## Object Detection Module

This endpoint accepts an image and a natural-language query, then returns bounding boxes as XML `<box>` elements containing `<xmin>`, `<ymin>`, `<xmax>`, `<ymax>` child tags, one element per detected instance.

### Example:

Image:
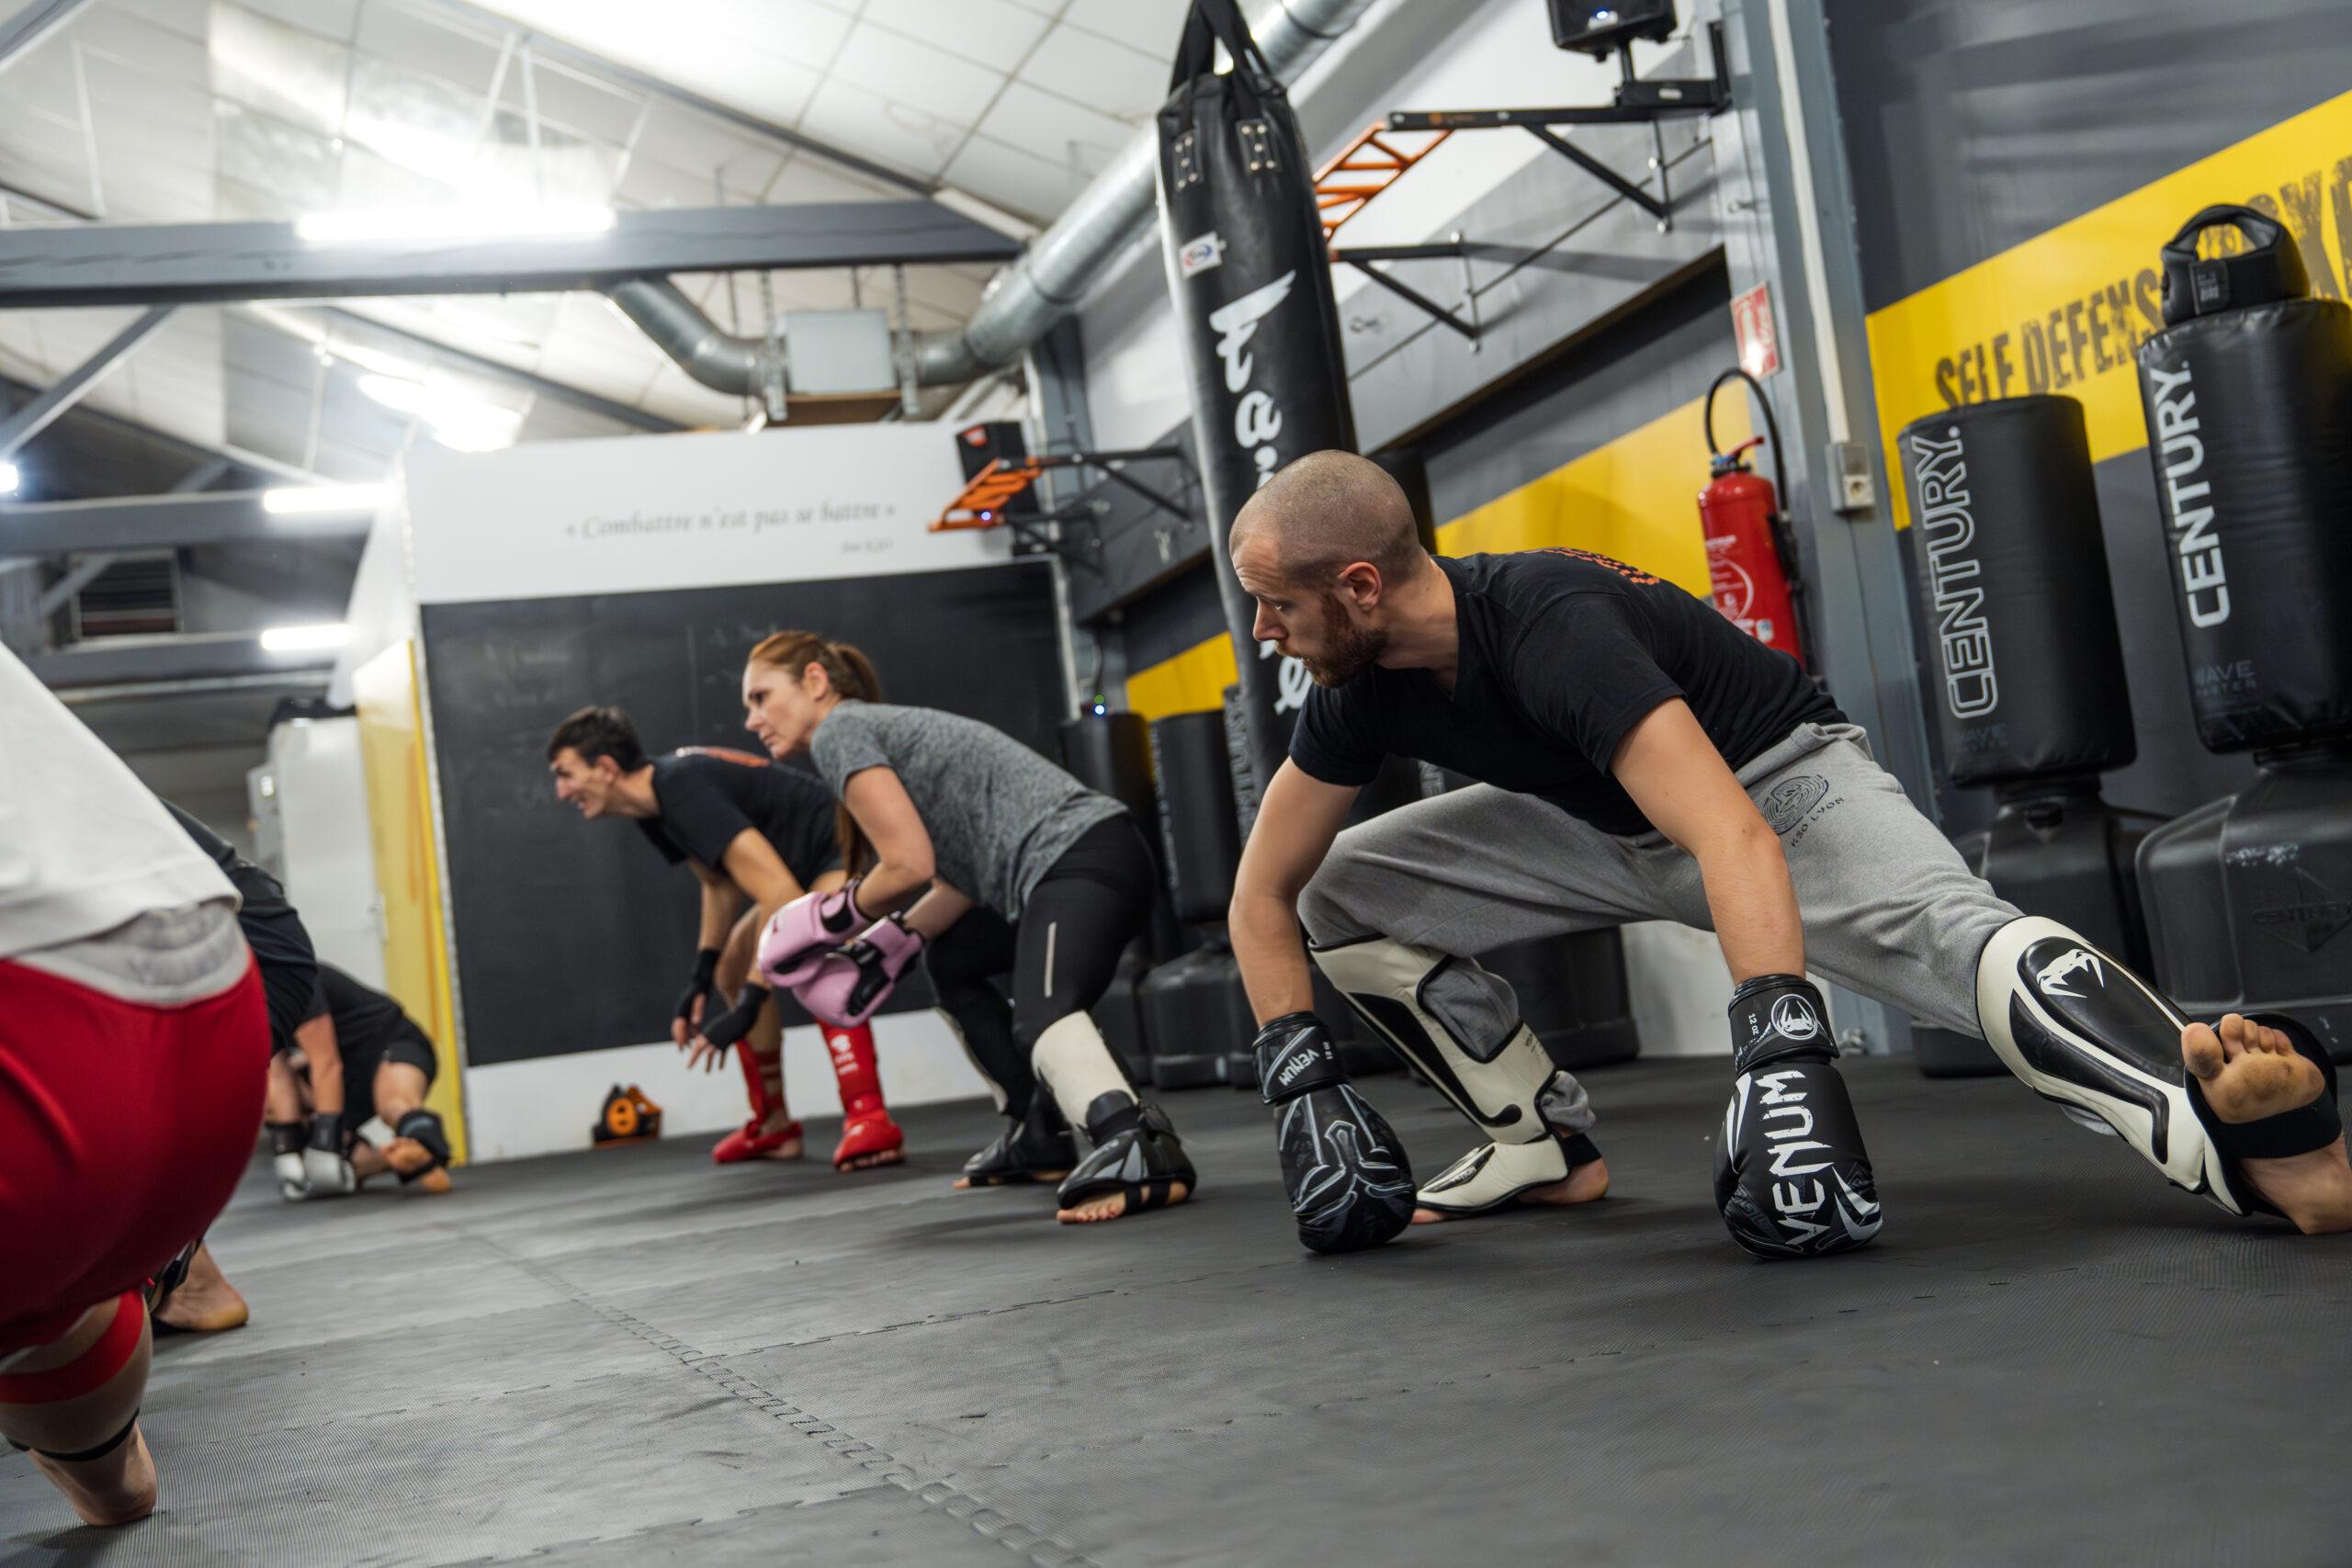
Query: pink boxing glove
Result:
<box><xmin>759</xmin><ymin>884</ymin><xmax>866</xmax><ymax>988</ymax></box>
<box><xmin>793</xmin><ymin>914</ymin><xmax>924</xmax><ymax>1028</ymax></box>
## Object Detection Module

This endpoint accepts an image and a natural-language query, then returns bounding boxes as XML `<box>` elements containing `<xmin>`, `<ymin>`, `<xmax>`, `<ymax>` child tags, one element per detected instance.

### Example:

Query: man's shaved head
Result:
<box><xmin>1231</xmin><ymin>450</ymin><xmax>1422</xmax><ymax>587</ymax></box>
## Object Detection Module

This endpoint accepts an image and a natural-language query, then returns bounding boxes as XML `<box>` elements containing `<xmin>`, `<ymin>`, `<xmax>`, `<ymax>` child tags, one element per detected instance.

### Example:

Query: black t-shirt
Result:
<box><xmin>165</xmin><ymin>801</ymin><xmax>318</xmax><ymax>1047</ymax></box>
<box><xmin>636</xmin><ymin>749</ymin><xmax>841</xmax><ymax>886</ymax></box>
<box><xmin>304</xmin><ymin>963</ymin><xmax>434</xmax><ymax>1070</ymax></box>
<box><xmin>1289</xmin><ymin>550</ymin><xmax>1844</xmax><ymax>836</ymax></box>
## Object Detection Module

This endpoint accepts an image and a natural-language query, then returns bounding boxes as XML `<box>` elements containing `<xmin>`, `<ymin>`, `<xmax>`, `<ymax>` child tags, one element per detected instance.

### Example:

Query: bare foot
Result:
<box><xmin>349</xmin><ymin>1137</ymin><xmax>389</xmax><ymax>1181</ymax></box>
<box><xmin>2239</xmin><ymin>1137</ymin><xmax>2352</xmax><ymax>1235</ymax></box>
<box><xmin>1410</xmin><ymin>1154</ymin><xmax>1611</xmax><ymax>1225</ymax></box>
<box><xmin>836</xmin><ymin>1149</ymin><xmax>905</xmax><ymax>1172</ymax></box>
<box><xmin>1056</xmin><ymin>1180</ymin><xmax>1191</xmax><ymax>1224</ymax></box>
<box><xmin>152</xmin><ymin>1244</ymin><xmax>246</xmax><ymax>1334</ymax></box>
<box><xmin>28</xmin><ymin>1426</ymin><xmax>156</xmax><ymax>1528</ymax></box>
<box><xmin>381</xmin><ymin>1138</ymin><xmax>453</xmax><ymax>1194</ymax></box>
<box><xmin>2182</xmin><ymin>1014</ymin><xmax>2326</xmax><ymax>1122</ymax></box>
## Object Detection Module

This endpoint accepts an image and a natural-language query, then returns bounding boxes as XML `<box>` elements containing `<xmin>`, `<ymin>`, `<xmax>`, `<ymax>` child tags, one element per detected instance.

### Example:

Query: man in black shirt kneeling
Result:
<box><xmin>1227</xmin><ymin>450</ymin><xmax>2350</xmax><ymax>1258</ymax></box>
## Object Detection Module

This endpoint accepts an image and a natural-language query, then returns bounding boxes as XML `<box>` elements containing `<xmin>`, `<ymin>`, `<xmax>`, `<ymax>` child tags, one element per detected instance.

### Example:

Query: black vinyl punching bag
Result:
<box><xmin>1158</xmin><ymin>0</ymin><xmax>1357</xmax><ymax>799</ymax></box>
<box><xmin>2135</xmin><ymin>205</ymin><xmax>2352</xmax><ymax>751</ymax></box>
<box><xmin>1897</xmin><ymin>395</ymin><xmax>2136</xmax><ymax>784</ymax></box>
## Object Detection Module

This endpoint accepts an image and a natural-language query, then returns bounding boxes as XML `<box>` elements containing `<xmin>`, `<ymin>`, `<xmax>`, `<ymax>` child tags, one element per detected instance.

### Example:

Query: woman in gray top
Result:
<box><xmin>742</xmin><ymin>629</ymin><xmax>1193</xmax><ymax>1225</ymax></box>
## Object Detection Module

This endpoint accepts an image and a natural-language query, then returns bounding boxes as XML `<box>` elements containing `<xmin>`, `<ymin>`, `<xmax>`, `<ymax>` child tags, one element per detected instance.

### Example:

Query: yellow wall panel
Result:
<box><xmin>352</xmin><ymin>640</ymin><xmax>468</xmax><ymax>1163</ymax></box>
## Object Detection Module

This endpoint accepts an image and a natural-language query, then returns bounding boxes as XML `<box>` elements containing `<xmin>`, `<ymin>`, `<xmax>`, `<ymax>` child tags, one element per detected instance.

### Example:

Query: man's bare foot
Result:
<box><xmin>2183</xmin><ymin>1017</ymin><xmax>2352</xmax><ymax>1234</ymax></box>
<box><xmin>152</xmin><ymin>1243</ymin><xmax>245</xmax><ymax>1334</ymax></box>
<box><xmin>2183</xmin><ymin>1014</ymin><xmax>2326</xmax><ymax>1122</ymax></box>
<box><xmin>837</xmin><ymin>1148</ymin><xmax>904</xmax><ymax>1172</ymax></box>
<box><xmin>28</xmin><ymin>1426</ymin><xmax>156</xmax><ymax>1528</ymax></box>
<box><xmin>1056</xmin><ymin>1180</ymin><xmax>1191</xmax><ymax>1224</ymax></box>
<box><xmin>1410</xmin><ymin>1154</ymin><xmax>1610</xmax><ymax>1225</ymax></box>
<box><xmin>381</xmin><ymin>1137</ymin><xmax>453</xmax><ymax>1193</ymax></box>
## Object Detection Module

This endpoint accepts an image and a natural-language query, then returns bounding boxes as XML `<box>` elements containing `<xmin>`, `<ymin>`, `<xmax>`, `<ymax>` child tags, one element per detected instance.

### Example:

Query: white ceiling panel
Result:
<box><xmin>829</xmin><ymin>20</ymin><xmax>1005</xmax><ymax>130</ymax></box>
<box><xmin>101</xmin><ymin>0</ymin><xmax>207</xmax><ymax>39</ymax></box>
<box><xmin>1023</xmin><ymin>23</ymin><xmax>1167</xmax><ymax>124</ymax></box>
<box><xmin>208</xmin><ymin>4</ymin><xmax>349</xmax><ymax>135</ymax></box>
<box><xmin>1062</xmin><ymin>0</ymin><xmax>1191</xmax><ymax>58</ymax></box>
<box><xmin>235</xmin><ymin>0</ymin><xmax>359</xmax><ymax>41</ymax></box>
<box><xmin>859</xmin><ymin>0</ymin><xmax>1055</xmax><ymax>76</ymax></box>
<box><xmin>531</xmin><ymin>344</ymin><xmax>661</xmax><ymax>405</ymax></box>
<box><xmin>758</xmin><ymin>152</ymin><xmax>900</xmax><ymax>204</ymax></box>
<box><xmin>797</xmin><ymin>76</ymin><xmax>963</xmax><ymax>180</ymax></box>
<box><xmin>72</xmin><ymin>5</ymin><xmax>210</xmax><ymax>82</ymax></box>
<box><xmin>512</xmin><ymin>55</ymin><xmax>647</xmax><ymax>146</ymax></box>
<box><xmin>976</xmin><ymin>79</ymin><xmax>1130</xmax><ymax>174</ymax></box>
<box><xmin>4</xmin><ymin>54</ymin><xmax>85</xmax><ymax>123</ymax></box>
<box><xmin>354</xmin><ymin>4</ymin><xmax>504</xmax><ymax>94</ymax></box>
<box><xmin>628</xmin><ymin>103</ymin><xmax>786</xmax><ymax>196</ymax></box>
<box><xmin>612</xmin><ymin>151</ymin><xmax>716</xmax><ymax>210</ymax></box>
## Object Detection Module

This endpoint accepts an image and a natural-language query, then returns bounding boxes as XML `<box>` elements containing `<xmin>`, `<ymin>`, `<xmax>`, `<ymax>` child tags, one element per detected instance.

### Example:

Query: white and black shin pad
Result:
<box><xmin>1976</xmin><ymin>916</ymin><xmax>2343</xmax><ymax>1217</ymax></box>
<box><xmin>1309</xmin><ymin>936</ymin><xmax>1594</xmax><ymax>1216</ymax></box>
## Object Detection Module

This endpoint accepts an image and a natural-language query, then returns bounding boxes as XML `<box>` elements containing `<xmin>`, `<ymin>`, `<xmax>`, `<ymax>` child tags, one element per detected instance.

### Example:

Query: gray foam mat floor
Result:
<box><xmin>6</xmin><ymin>1056</ymin><xmax>2349</xmax><ymax>1567</ymax></box>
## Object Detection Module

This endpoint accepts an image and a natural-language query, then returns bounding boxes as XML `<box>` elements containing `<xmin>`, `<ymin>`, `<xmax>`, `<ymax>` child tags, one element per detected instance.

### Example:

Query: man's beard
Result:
<box><xmin>1297</xmin><ymin>592</ymin><xmax>1388</xmax><ymax>687</ymax></box>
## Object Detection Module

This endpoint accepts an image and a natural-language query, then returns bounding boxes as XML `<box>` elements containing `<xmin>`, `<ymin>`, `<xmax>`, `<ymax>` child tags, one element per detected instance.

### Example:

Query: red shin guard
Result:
<box><xmin>825</xmin><ymin>1023</ymin><xmax>902</xmax><ymax>1168</ymax></box>
<box><xmin>712</xmin><ymin>1045</ymin><xmax>797</xmax><ymax>1165</ymax></box>
<box><xmin>0</xmin><ymin>1291</ymin><xmax>143</xmax><ymax>1405</ymax></box>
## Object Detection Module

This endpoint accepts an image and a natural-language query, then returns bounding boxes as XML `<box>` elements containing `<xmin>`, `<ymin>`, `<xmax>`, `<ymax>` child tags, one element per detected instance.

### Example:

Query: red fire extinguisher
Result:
<box><xmin>1698</xmin><ymin>367</ymin><xmax>1807</xmax><ymax>669</ymax></box>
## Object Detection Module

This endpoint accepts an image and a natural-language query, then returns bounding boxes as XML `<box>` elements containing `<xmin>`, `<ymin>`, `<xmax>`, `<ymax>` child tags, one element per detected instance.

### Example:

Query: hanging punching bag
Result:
<box><xmin>2135</xmin><ymin>205</ymin><xmax>2352</xmax><ymax>751</ymax></box>
<box><xmin>1896</xmin><ymin>395</ymin><xmax>2136</xmax><ymax>785</ymax></box>
<box><xmin>1157</xmin><ymin>0</ymin><xmax>1358</xmax><ymax>797</ymax></box>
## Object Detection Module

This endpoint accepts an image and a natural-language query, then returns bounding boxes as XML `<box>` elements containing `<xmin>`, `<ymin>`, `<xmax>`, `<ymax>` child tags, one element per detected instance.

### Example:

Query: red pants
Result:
<box><xmin>0</xmin><ymin>958</ymin><xmax>267</xmax><ymax>1354</ymax></box>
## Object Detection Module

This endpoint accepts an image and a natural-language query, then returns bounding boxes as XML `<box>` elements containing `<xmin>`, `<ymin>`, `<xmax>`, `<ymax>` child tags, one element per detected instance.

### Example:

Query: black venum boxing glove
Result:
<box><xmin>1713</xmin><ymin>975</ymin><xmax>1883</xmax><ymax>1259</ymax></box>
<box><xmin>1254</xmin><ymin>1012</ymin><xmax>1417</xmax><ymax>1255</ymax></box>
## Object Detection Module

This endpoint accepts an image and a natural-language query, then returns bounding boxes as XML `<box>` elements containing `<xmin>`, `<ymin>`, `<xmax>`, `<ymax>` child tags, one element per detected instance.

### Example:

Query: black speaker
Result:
<box><xmin>956</xmin><ymin>421</ymin><xmax>1038</xmax><ymax>519</ymax></box>
<box><xmin>1547</xmin><ymin>0</ymin><xmax>1675</xmax><ymax>57</ymax></box>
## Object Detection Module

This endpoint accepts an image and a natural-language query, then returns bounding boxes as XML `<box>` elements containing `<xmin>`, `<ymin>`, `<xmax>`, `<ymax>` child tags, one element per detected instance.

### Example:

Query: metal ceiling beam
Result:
<box><xmin>0</xmin><ymin>305</ymin><xmax>175</xmax><ymax>460</ymax></box>
<box><xmin>0</xmin><ymin>492</ymin><xmax>373</xmax><ymax>556</ymax></box>
<box><xmin>0</xmin><ymin>202</ymin><xmax>1023</xmax><ymax>310</ymax></box>
<box><xmin>28</xmin><ymin>634</ymin><xmax>335</xmax><ymax>690</ymax></box>
<box><xmin>308</xmin><ymin>306</ymin><xmax>683</xmax><ymax>433</ymax></box>
<box><xmin>413</xmin><ymin>0</ymin><xmax>936</xmax><ymax>200</ymax></box>
<box><xmin>0</xmin><ymin>0</ymin><xmax>91</xmax><ymax>77</ymax></box>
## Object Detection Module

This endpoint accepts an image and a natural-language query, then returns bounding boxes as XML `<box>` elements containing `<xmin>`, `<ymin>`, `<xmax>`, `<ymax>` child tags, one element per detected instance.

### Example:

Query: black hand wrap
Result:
<box><xmin>1253</xmin><ymin>1012</ymin><xmax>1417</xmax><ymax>1256</ymax></box>
<box><xmin>674</xmin><ymin>947</ymin><xmax>722</xmax><ymax>1032</ymax></box>
<box><xmin>308</xmin><ymin>1110</ymin><xmax>345</xmax><ymax>1154</ymax></box>
<box><xmin>695</xmin><ymin>985</ymin><xmax>767</xmax><ymax>1055</ymax></box>
<box><xmin>268</xmin><ymin>1120</ymin><xmax>304</xmax><ymax>1158</ymax></box>
<box><xmin>1713</xmin><ymin>975</ymin><xmax>1883</xmax><ymax>1259</ymax></box>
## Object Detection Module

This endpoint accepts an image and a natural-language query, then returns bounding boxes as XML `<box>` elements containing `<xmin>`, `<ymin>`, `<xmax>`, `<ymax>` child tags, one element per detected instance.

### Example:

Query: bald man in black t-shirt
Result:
<box><xmin>548</xmin><ymin>706</ymin><xmax>904</xmax><ymax>1171</ymax></box>
<box><xmin>1224</xmin><ymin>450</ymin><xmax>2347</xmax><ymax>1258</ymax></box>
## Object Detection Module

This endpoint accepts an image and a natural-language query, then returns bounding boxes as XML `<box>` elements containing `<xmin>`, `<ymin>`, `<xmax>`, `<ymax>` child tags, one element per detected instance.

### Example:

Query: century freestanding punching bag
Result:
<box><xmin>1896</xmin><ymin>395</ymin><xmax>2165</xmax><ymax>1076</ymax></box>
<box><xmin>2134</xmin><ymin>205</ymin><xmax>2352</xmax><ymax>750</ymax></box>
<box><xmin>2132</xmin><ymin>204</ymin><xmax>2352</xmax><ymax>1060</ymax></box>
<box><xmin>1158</xmin><ymin>0</ymin><xmax>1357</xmax><ymax>799</ymax></box>
<box><xmin>1899</xmin><ymin>396</ymin><xmax>2135</xmax><ymax>784</ymax></box>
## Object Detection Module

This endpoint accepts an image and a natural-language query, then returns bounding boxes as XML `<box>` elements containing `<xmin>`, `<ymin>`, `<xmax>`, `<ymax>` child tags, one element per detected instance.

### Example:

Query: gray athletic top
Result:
<box><xmin>809</xmin><ymin>700</ymin><xmax>1125</xmax><ymax>916</ymax></box>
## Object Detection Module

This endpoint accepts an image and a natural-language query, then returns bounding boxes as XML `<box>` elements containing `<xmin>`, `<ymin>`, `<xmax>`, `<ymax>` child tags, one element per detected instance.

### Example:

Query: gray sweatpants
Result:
<box><xmin>1299</xmin><ymin>723</ymin><xmax>2020</xmax><ymax>1123</ymax></box>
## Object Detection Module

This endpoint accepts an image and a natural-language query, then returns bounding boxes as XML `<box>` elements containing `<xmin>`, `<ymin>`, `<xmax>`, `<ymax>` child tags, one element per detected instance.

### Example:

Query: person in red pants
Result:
<box><xmin>548</xmin><ymin>705</ymin><xmax>901</xmax><ymax>1170</ymax></box>
<box><xmin>1</xmin><ymin>644</ymin><xmax>270</xmax><ymax>1527</ymax></box>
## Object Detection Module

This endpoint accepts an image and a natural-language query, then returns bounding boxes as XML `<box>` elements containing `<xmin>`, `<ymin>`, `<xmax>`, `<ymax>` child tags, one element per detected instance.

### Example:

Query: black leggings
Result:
<box><xmin>922</xmin><ymin>817</ymin><xmax>1156</xmax><ymax>1118</ymax></box>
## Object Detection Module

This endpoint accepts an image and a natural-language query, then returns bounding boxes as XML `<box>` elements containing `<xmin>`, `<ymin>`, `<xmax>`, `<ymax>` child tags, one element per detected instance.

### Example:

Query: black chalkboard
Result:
<box><xmin>422</xmin><ymin>561</ymin><xmax>1065</xmax><ymax>1065</ymax></box>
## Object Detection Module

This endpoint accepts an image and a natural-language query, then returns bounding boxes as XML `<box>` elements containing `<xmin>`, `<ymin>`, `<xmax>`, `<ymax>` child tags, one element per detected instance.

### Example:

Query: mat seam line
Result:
<box><xmin>463</xmin><ymin>1228</ymin><xmax>1103</xmax><ymax>1568</ymax></box>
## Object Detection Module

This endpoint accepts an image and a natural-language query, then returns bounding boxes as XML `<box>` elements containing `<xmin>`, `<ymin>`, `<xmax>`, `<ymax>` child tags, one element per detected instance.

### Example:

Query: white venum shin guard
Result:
<box><xmin>1975</xmin><ymin>915</ymin><xmax>2246</xmax><ymax>1214</ymax></box>
<box><xmin>1310</xmin><ymin>936</ymin><xmax>1577</xmax><ymax>1214</ymax></box>
<box><xmin>1031</xmin><ymin>1012</ymin><xmax>1134</xmax><ymax>1135</ymax></box>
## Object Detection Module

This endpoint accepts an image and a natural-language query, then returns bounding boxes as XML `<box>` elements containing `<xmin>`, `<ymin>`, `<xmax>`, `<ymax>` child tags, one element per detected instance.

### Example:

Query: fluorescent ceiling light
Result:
<box><xmin>356</xmin><ymin>374</ymin><xmax>524</xmax><ymax>455</ymax></box>
<box><xmin>259</xmin><ymin>623</ymin><xmax>351</xmax><ymax>653</ymax></box>
<box><xmin>0</xmin><ymin>461</ymin><xmax>17</xmax><ymax>496</ymax></box>
<box><xmin>295</xmin><ymin>204</ymin><xmax>616</xmax><ymax>244</ymax></box>
<box><xmin>262</xmin><ymin>483</ymin><xmax>388</xmax><ymax>515</ymax></box>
